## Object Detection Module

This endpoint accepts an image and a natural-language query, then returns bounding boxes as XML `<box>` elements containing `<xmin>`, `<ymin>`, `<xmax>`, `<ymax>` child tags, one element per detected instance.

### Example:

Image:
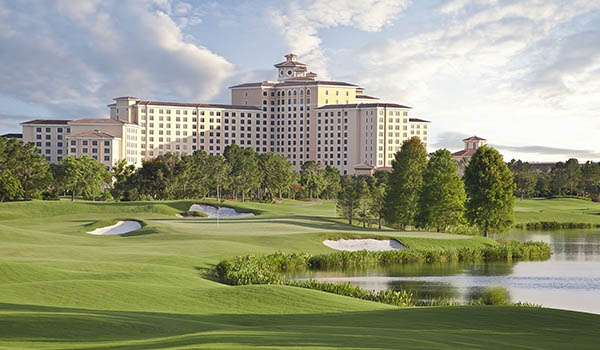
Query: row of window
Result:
<box><xmin>35</xmin><ymin>127</ymin><xmax>70</xmax><ymax>133</ymax></box>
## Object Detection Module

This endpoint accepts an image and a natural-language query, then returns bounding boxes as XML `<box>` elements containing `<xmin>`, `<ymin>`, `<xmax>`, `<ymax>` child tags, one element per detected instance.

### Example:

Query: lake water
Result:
<box><xmin>290</xmin><ymin>230</ymin><xmax>600</xmax><ymax>314</ymax></box>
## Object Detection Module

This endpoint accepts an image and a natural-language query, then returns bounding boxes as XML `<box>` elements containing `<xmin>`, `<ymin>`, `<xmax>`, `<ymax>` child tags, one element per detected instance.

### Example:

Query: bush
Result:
<box><xmin>469</xmin><ymin>287</ymin><xmax>511</xmax><ymax>305</ymax></box>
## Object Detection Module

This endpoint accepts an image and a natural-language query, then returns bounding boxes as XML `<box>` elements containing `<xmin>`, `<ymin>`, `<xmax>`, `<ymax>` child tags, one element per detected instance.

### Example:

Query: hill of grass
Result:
<box><xmin>0</xmin><ymin>199</ymin><xmax>598</xmax><ymax>349</ymax></box>
<box><xmin>514</xmin><ymin>197</ymin><xmax>600</xmax><ymax>226</ymax></box>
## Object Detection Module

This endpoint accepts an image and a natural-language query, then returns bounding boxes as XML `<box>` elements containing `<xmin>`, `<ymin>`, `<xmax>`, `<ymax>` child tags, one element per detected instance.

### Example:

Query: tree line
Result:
<box><xmin>0</xmin><ymin>139</ymin><xmax>342</xmax><ymax>202</ymax></box>
<box><xmin>336</xmin><ymin>138</ymin><xmax>515</xmax><ymax>237</ymax></box>
<box><xmin>509</xmin><ymin>159</ymin><xmax>600</xmax><ymax>200</ymax></box>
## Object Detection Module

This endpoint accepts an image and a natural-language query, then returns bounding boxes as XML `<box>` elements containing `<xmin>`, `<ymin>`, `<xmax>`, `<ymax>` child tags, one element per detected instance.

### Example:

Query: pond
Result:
<box><xmin>289</xmin><ymin>229</ymin><xmax>600</xmax><ymax>314</ymax></box>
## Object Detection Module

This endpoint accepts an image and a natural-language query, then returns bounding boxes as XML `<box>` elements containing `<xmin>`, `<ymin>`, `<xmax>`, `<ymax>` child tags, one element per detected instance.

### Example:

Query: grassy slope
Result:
<box><xmin>514</xmin><ymin>197</ymin><xmax>600</xmax><ymax>226</ymax></box>
<box><xmin>0</xmin><ymin>199</ymin><xmax>598</xmax><ymax>349</ymax></box>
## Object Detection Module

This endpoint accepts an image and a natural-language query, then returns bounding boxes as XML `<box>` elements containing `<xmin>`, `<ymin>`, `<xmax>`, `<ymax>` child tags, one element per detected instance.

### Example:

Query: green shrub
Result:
<box><xmin>469</xmin><ymin>287</ymin><xmax>511</xmax><ymax>305</ymax></box>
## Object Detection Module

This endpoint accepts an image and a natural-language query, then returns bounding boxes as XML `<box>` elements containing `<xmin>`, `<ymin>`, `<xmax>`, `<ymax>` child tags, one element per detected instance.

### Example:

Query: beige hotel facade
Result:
<box><xmin>21</xmin><ymin>54</ymin><xmax>429</xmax><ymax>174</ymax></box>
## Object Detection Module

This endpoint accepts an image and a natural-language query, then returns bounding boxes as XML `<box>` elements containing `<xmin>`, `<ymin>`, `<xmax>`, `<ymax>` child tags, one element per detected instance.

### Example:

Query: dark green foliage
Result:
<box><xmin>224</xmin><ymin>145</ymin><xmax>261</xmax><ymax>201</ymax></box>
<box><xmin>217</xmin><ymin>240</ymin><xmax>551</xmax><ymax>281</ymax></box>
<box><xmin>508</xmin><ymin>159</ymin><xmax>538</xmax><ymax>199</ymax></box>
<box><xmin>300</xmin><ymin>160</ymin><xmax>325</xmax><ymax>199</ymax></box>
<box><xmin>464</xmin><ymin>146</ymin><xmax>515</xmax><ymax>237</ymax></box>
<box><xmin>322</xmin><ymin>165</ymin><xmax>342</xmax><ymax>200</ymax></box>
<box><xmin>416</xmin><ymin>149</ymin><xmax>466</xmax><ymax>231</ymax></box>
<box><xmin>58</xmin><ymin>156</ymin><xmax>111</xmax><ymax>200</ymax></box>
<box><xmin>582</xmin><ymin>161</ymin><xmax>600</xmax><ymax>201</ymax></box>
<box><xmin>0</xmin><ymin>138</ymin><xmax>50</xmax><ymax>200</ymax></box>
<box><xmin>469</xmin><ymin>287</ymin><xmax>511</xmax><ymax>305</ymax></box>
<box><xmin>535</xmin><ymin>169</ymin><xmax>552</xmax><ymax>197</ymax></box>
<box><xmin>215</xmin><ymin>240</ymin><xmax>550</xmax><ymax>308</ymax></box>
<box><xmin>287</xmin><ymin>280</ymin><xmax>416</xmax><ymax>307</ymax></box>
<box><xmin>260</xmin><ymin>152</ymin><xmax>295</xmax><ymax>200</ymax></box>
<box><xmin>336</xmin><ymin>175</ymin><xmax>367</xmax><ymax>225</ymax></box>
<box><xmin>384</xmin><ymin>137</ymin><xmax>428</xmax><ymax>229</ymax></box>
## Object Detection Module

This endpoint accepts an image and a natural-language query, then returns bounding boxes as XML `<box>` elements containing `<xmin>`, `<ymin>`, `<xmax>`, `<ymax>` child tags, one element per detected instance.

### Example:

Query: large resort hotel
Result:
<box><xmin>20</xmin><ymin>54</ymin><xmax>430</xmax><ymax>175</ymax></box>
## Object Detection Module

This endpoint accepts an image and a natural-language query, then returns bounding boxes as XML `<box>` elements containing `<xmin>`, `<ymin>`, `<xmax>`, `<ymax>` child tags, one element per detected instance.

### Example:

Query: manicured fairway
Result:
<box><xmin>0</xmin><ymin>199</ymin><xmax>598</xmax><ymax>349</ymax></box>
<box><xmin>514</xmin><ymin>197</ymin><xmax>600</xmax><ymax>226</ymax></box>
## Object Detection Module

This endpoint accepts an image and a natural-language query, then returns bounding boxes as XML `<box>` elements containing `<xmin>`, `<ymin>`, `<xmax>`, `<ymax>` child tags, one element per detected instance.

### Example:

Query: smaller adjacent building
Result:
<box><xmin>452</xmin><ymin>136</ymin><xmax>486</xmax><ymax>162</ymax></box>
<box><xmin>0</xmin><ymin>133</ymin><xmax>23</xmax><ymax>140</ymax></box>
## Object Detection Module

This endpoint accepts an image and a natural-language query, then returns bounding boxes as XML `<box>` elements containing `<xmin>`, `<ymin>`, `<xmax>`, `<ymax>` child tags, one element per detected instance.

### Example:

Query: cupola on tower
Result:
<box><xmin>274</xmin><ymin>53</ymin><xmax>308</xmax><ymax>81</ymax></box>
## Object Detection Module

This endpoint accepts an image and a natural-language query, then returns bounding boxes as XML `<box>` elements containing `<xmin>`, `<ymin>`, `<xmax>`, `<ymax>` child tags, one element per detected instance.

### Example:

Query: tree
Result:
<box><xmin>300</xmin><ymin>161</ymin><xmax>325</xmax><ymax>199</ymax></box>
<box><xmin>508</xmin><ymin>159</ymin><xmax>538</xmax><ymax>200</ymax></box>
<box><xmin>322</xmin><ymin>165</ymin><xmax>342</xmax><ymax>200</ymax></box>
<box><xmin>535</xmin><ymin>168</ymin><xmax>552</xmax><ymax>197</ymax></box>
<box><xmin>111</xmin><ymin>159</ymin><xmax>135</xmax><ymax>200</ymax></box>
<box><xmin>205</xmin><ymin>154</ymin><xmax>231</xmax><ymax>201</ymax></box>
<box><xmin>260</xmin><ymin>152</ymin><xmax>294</xmax><ymax>200</ymax></box>
<box><xmin>464</xmin><ymin>145</ymin><xmax>515</xmax><ymax>237</ymax></box>
<box><xmin>369</xmin><ymin>182</ymin><xmax>386</xmax><ymax>229</ymax></box>
<box><xmin>337</xmin><ymin>176</ymin><xmax>366</xmax><ymax>225</ymax></box>
<box><xmin>551</xmin><ymin>162</ymin><xmax>568</xmax><ymax>196</ymax></box>
<box><xmin>60</xmin><ymin>156</ymin><xmax>110</xmax><ymax>200</ymax></box>
<box><xmin>564</xmin><ymin>158</ymin><xmax>583</xmax><ymax>195</ymax></box>
<box><xmin>224</xmin><ymin>145</ymin><xmax>261</xmax><ymax>201</ymax></box>
<box><xmin>384</xmin><ymin>137</ymin><xmax>428</xmax><ymax>229</ymax></box>
<box><xmin>582</xmin><ymin>162</ymin><xmax>600</xmax><ymax>201</ymax></box>
<box><xmin>0</xmin><ymin>169</ymin><xmax>23</xmax><ymax>202</ymax></box>
<box><xmin>175</xmin><ymin>151</ymin><xmax>210</xmax><ymax>199</ymax></box>
<box><xmin>0</xmin><ymin>138</ymin><xmax>50</xmax><ymax>200</ymax></box>
<box><xmin>416</xmin><ymin>149</ymin><xmax>466</xmax><ymax>232</ymax></box>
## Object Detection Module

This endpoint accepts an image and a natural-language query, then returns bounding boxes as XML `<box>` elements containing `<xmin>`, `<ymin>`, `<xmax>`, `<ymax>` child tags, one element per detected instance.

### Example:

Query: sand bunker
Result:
<box><xmin>189</xmin><ymin>204</ymin><xmax>254</xmax><ymax>218</ymax></box>
<box><xmin>323</xmin><ymin>239</ymin><xmax>405</xmax><ymax>251</ymax></box>
<box><xmin>87</xmin><ymin>221</ymin><xmax>142</xmax><ymax>235</ymax></box>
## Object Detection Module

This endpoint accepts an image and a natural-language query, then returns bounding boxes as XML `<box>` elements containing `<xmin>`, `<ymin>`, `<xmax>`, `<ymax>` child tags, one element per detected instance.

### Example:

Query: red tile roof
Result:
<box><xmin>452</xmin><ymin>149</ymin><xmax>477</xmax><ymax>157</ymax></box>
<box><xmin>135</xmin><ymin>100</ymin><xmax>262</xmax><ymax>110</ymax></box>
<box><xmin>70</xmin><ymin>118</ymin><xmax>127</xmax><ymax>124</ymax></box>
<box><xmin>229</xmin><ymin>80</ymin><xmax>357</xmax><ymax>89</ymax></box>
<box><xmin>463</xmin><ymin>135</ymin><xmax>486</xmax><ymax>141</ymax></box>
<box><xmin>68</xmin><ymin>130</ymin><xmax>116</xmax><ymax>138</ymax></box>
<box><xmin>274</xmin><ymin>61</ymin><xmax>307</xmax><ymax>67</ymax></box>
<box><xmin>353</xmin><ymin>163</ymin><xmax>375</xmax><ymax>169</ymax></box>
<box><xmin>316</xmin><ymin>103</ymin><xmax>412</xmax><ymax>109</ymax></box>
<box><xmin>20</xmin><ymin>119</ymin><xmax>71</xmax><ymax>125</ymax></box>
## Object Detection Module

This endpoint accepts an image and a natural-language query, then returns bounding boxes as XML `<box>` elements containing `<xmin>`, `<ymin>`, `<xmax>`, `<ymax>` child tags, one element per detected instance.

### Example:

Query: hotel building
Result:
<box><xmin>21</xmin><ymin>54</ymin><xmax>430</xmax><ymax>174</ymax></box>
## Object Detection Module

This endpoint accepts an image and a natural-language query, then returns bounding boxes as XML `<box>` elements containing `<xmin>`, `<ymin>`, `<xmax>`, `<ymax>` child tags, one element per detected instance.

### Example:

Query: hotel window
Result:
<box><xmin>82</xmin><ymin>140</ymin><xmax>88</xmax><ymax>146</ymax></box>
<box><xmin>104</xmin><ymin>156</ymin><xmax>110</xmax><ymax>161</ymax></box>
<box><xmin>70</xmin><ymin>148</ymin><xmax>76</xmax><ymax>153</ymax></box>
<box><xmin>45</xmin><ymin>135</ymin><xmax>51</xmax><ymax>140</ymax></box>
<box><xmin>36</xmin><ymin>127</ymin><xmax>42</xmax><ymax>132</ymax></box>
<box><xmin>104</xmin><ymin>148</ymin><xmax>110</xmax><ymax>153</ymax></box>
<box><xmin>92</xmin><ymin>148</ymin><xmax>98</xmax><ymax>153</ymax></box>
<box><xmin>82</xmin><ymin>148</ymin><xmax>88</xmax><ymax>153</ymax></box>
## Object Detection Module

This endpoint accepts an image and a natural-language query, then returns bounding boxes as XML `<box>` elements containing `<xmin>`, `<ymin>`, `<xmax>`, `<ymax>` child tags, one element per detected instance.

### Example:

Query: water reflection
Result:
<box><xmin>291</xmin><ymin>229</ymin><xmax>600</xmax><ymax>314</ymax></box>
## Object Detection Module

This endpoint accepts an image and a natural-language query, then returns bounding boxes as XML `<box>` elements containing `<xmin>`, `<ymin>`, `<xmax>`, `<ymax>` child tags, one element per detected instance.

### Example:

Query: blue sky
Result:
<box><xmin>1</xmin><ymin>0</ymin><xmax>599</xmax><ymax>162</ymax></box>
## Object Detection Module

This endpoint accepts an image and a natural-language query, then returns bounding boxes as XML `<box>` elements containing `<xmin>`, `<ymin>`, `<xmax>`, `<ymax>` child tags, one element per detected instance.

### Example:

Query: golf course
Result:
<box><xmin>1</xmin><ymin>198</ymin><xmax>599</xmax><ymax>349</ymax></box>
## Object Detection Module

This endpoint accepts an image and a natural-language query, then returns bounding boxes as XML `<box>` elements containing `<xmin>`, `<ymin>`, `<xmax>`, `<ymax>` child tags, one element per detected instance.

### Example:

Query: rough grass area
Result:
<box><xmin>515</xmin><ymin>198</ymin><xmax>600</xmax><ymax>228</ymax></box>
<box><xmin>0</xmin><ymin>199</ymin><xmax>598</xmax><ymax>349</ymax></box>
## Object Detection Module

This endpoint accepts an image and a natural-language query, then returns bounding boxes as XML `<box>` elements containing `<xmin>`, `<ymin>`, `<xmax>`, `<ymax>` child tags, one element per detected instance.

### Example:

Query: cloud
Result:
<box><xmin>492</xmin><ymin>144</ymin><xmax>600</xmax><ymax>160</ymax></box>
<box><xmin>269</xmin><ymin>0</ymin><xmax>410</xmax><ymax>78</ymax></box>
<box><xmin>0</xmin><ymin>0</ymin><xmax>234</xmax><ymax>122</ymax></box>
<box><xmin>348</xmin><ymin>0</ymin><xmax>600</xmax><ymax>161</ymax></box>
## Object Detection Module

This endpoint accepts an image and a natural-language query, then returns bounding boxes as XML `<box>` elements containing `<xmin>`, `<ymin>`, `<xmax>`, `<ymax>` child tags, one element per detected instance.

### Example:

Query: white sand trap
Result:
<box><xmin>323</xmin><ymin>239</ymin><xmax>405</xmax><ymax>251</ymax></box>
<box><xmin>189</xmin><ymin>204</ymin><xmax>254</xmax><ymax>218</ymax></box>
<box><xmin>87</xmin><ymin>221</ymin><xmax>142</xmax><ymax>235</ymax></box>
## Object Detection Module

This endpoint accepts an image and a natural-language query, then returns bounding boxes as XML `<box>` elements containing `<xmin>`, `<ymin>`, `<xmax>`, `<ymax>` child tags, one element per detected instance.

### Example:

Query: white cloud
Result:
<box><xmin>0</xmin><ymin>0</ymin><xmax>234</xmax><ymax>118</ymax></box>
<box><xmin>269</xmin><ymin>0</ymin><xmax>410</xmax><ymax>78</ymax></box>
<box><xmin>352</xmin><ymin>0</ymin><xmax>600</xmax><ymax>160</ymax></box>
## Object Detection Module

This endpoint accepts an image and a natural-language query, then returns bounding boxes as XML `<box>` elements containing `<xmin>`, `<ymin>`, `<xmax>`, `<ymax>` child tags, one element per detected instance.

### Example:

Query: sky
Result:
<box><xmin>0</xmin><ymin>0</ymin><xmax>599</xmax><ymax>162</ymax></box>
